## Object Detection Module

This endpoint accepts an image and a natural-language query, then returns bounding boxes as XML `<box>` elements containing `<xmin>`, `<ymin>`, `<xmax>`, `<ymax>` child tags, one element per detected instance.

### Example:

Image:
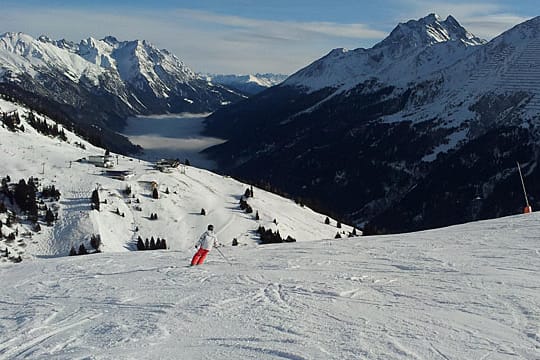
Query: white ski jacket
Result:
<box><xmin>196</xmin><ymin>230</ymin><xmax>218</xmax><ymax>250</ymax></box>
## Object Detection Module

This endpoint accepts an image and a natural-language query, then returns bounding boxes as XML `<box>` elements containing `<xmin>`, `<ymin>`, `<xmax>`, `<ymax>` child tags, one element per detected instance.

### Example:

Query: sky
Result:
<box><xmin>0</xmin><ymin>0</ymin><xmax>536</xmax><ymax>74</ymax></box>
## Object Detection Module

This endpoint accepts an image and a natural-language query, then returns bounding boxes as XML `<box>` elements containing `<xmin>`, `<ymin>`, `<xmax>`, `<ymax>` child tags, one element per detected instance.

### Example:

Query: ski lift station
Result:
<box><xmin>87</xmin><ymin>155</ymin><xmax>114</xmax><ymax>168</ymax></box>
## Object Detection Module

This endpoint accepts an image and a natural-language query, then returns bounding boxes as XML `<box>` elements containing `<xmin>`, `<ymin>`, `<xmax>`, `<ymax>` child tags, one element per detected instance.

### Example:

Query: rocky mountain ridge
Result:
<box><xmin>203</xmin><ymin>14</ymin><xmax>540</xmax><ymax>233</ymax></box>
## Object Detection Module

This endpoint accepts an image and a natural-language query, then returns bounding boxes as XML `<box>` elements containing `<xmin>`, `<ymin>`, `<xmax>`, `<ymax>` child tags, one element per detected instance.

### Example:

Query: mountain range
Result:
<box><xmin>203</xmin><ymin>73</ymin><xmax>288</xmax><ymax>95</ymax></box>
<box><xmin>203</xmin><ymin>14</ymin><xmax>540</xmax><ymax>233</ymax></box>
<box><xmin>0</xmin><ymin>32</ymin><xmax>244</xmax><ymax>153</ymax></box>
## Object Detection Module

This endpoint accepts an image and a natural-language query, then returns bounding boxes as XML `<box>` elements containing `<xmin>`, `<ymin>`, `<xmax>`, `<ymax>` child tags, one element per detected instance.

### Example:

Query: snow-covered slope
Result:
<box><xmin>0</xmin><ymin>98</ymin><xmax>354</xmax><ymax>262</ymax></box>
<box><xmin>1</xmin><ymin>210</ymin><xmax>538</xmax><ymax>358</ymax></box>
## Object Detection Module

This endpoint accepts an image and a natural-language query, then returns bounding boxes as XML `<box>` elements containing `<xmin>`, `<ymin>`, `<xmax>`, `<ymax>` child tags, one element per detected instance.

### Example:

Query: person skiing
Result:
<box><xmin>191</xmin><ymin>224</ymin><xmax>219</xmax><ymax>266</ymax></box>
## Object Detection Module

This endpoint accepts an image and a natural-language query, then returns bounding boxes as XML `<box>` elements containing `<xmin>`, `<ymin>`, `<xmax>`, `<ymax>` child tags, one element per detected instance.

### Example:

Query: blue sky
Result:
<box><xmin>0</xmin><ymin>1</ymin><xmax>536</xmax><ymax>74</ymax></box>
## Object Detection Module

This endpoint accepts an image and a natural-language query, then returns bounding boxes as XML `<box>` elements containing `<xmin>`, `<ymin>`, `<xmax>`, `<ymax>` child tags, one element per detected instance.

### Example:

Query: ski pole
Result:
<box><xmin>215</xmin><ymin>247</ymin><xmax>232</xmax><ymax>266</ymax></box>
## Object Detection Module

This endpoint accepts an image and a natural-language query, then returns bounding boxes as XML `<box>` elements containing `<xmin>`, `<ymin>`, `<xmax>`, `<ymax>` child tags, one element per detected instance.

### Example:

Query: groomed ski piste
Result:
<box><xmin>1</xmin><ymin>213</ymin><xmax>539</xmax><ymax>359</ymax></box>
<box><xmin>0</xmin><ymin>99</ymin><xmax>539</xmax><ymax>359</ymax></box>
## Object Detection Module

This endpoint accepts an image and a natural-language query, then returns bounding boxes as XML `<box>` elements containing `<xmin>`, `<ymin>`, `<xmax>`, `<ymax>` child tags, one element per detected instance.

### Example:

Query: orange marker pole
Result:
<box><xmin>517</xmin><ymin>162</ymin><xmax>532</xmax><ymax>213</ymax></box>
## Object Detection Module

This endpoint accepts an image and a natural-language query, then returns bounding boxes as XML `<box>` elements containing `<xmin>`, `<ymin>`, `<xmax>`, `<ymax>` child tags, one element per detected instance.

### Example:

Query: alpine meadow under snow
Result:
<box><xmin>0</xmin><ymin>95</ymin><xmax>539</xmax><ymax>359</ymax></box>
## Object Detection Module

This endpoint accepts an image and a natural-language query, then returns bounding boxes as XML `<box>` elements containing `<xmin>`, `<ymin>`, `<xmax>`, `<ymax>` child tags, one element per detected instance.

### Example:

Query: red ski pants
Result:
<box><xmin>191</xmin><ymin>248</ymin><xmax>209</xmax><ymax>265</ymax></box>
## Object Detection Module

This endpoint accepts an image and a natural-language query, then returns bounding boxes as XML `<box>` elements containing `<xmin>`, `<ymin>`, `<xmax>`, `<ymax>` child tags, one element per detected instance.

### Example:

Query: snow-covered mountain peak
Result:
<box><xmin>203</xmin><ymin>73</ymin><xmax>288</xmax><ymax>94</ymax></box>
<box><xmin>102</xmin><ymin>35</ymin><xmax>120</xmax><ymax>46</ymax></box>
<box><xmin>375</xmin><ymin>13</ymin><xmax>484</xmax><ymax>51</ymax></box>
<box><xmin>0</xmin><ymin>32</ymin><xmax>38</xmax><ymax>53</ymax></box>
<box><xmin>0</xmin><ymin>32</ymin><xmax>106</xmax><ymax>81</ymax></box>
<box><xmin>283</xmin><ymin>14</ymin><xmax>484</xmax><ymax>92</ymax></box>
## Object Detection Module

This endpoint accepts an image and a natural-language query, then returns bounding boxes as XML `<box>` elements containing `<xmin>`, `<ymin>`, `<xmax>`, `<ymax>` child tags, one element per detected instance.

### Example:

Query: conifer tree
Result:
<box><xmin>152</xmin><ymin>188</ymin><xmax>159</xmax><ymax>199</ymax></box>
<box><xmin>137</xmin><ymin>236</ymin><xmax>145</xmax><ymax>250</ymax></box>
<box><xmin>90</xmin><ymin>235</ymin><xmax>101</xmax><ymax>250</ymax></box>
<box><xmin>69</xmin><ymin>246</ymin><xmax>77</xmax><ymax>256</ymax></box>
<box><xmin>45</xmin><ymin>209</ymin><xmax>55</xmax><ymax>225</ymax></box>
<box><xmin>91</xmin><ymin>189</ymin><xmax>100</xmax><ymax>211</ymax></box>
<box><xmin>325</xmin><ymin>217</ymin><xmax>330</xmax><ymax>225</ymax></box>
<box><xmin>78</xmin><ymin>243</ymin><xmax>88</xmax><ymax>255</ymax></box>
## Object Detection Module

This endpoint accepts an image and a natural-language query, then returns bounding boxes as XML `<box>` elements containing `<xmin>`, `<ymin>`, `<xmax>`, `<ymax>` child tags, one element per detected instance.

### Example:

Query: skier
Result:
<box><xmin>191</xmin><ymin>224</ymin><xmax>219</xmax><ymax>266</ymax></box>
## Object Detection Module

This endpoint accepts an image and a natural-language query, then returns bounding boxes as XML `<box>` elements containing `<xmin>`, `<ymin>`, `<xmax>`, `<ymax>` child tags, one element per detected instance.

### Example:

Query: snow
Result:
<box><xmin>0</xmin><ymin>32</ymin><xmax>105</xmax><ymax>83</ymax></box>
<box><xmin>283</xmin><ymin>14</ymin><xmax>484</xmax><ymax>94</ymax></box>
<box><xmin>204</xmin><ymin>73</ymin><xmax>288</xmax><ymax>88</ymax></box>
<box><xmin>1</xmin><ymin>98</ymin><xmax>539</xmax><ymax>359</ymax></box>
<box><xmin>421</xmin><ymin>128</ymin><xmax>468</xmax><ymax>162</ymax></box>
<box><xmin>0</xmin><ymin>99</ymin><xmax>355</xmax><ymax>261</ymax></box>
<box><xmin>1</xmin><ymin>212</ymin><xmax>539</xmax><ymax>359</ymax></box>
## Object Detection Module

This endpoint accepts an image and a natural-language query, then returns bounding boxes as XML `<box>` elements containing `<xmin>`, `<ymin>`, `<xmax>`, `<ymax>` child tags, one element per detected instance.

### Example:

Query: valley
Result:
<box><xmin>121</xmin><ymin>113</ymin><xmax>225</xmax><ymax>170</ymax></box>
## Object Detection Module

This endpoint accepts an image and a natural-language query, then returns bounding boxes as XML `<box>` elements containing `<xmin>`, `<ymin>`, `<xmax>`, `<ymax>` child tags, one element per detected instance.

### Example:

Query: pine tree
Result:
<box><xmin>45</xmin><ymin>209</ymin><xmax>55</xmax><ymax>225</ymax></box>
<box><xmin>335</xmin><ymin>232</ymin><xmax>341</xmax><ymax>239</ymax></box>
<box><xmin>255</xmin><ymin>211</ymin><xmax>260</xmax><ymax>220</ymax></box>
<box><xmin>90</xmin><ymin>234</ymin><xmax>101</xmax><ymax>250</ymax></box>
<box><xmin>150</xmin><ymin>237</ymin><xmax>156</xmax><ymax>250</ymax></box>
<box><xmin>145</xmin><ymin>239</ymin><xmax>150</xmax><ymax>249</ymax></box>
<box><xmin>152</xmin><ymin>188</ymin><xmax>159</xmax><ymax>199</ymax></box>
<box><xmin>69</xmin><ymin>246</ymin><xmax>77</xmax><ymax>256</ymax></box>
<box><xmin>337</xmin><ymin>221</ymin><xmax>342</xmax><ymax>228</ymax></box>
<box><xmin>137</xmin><ymin>237</ymin><xmax>145</xmax><ymax>250</ymax></box>
<box><xmin>91</xmin><ymin>189</ymin><xmax>100</xmax><ymax>211</ymax></box>
<box><xmin>78</xmin><ymin>243</ymin><xmax>88</xmax><ymax>255</ymax></box>
<box><xmin>325</xmin><ymin>217</ymin><xmax>330</xmax><ymax>225</ymax></box>
<box><xmin>161</xmin><ymin>238</ymin><xmax>167</xmax><ymax>249</ymax></box>
<box><xmin>200</xmin><ymin>208</ymin><xmax>206</xmax><ymax>215</ymax></box>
